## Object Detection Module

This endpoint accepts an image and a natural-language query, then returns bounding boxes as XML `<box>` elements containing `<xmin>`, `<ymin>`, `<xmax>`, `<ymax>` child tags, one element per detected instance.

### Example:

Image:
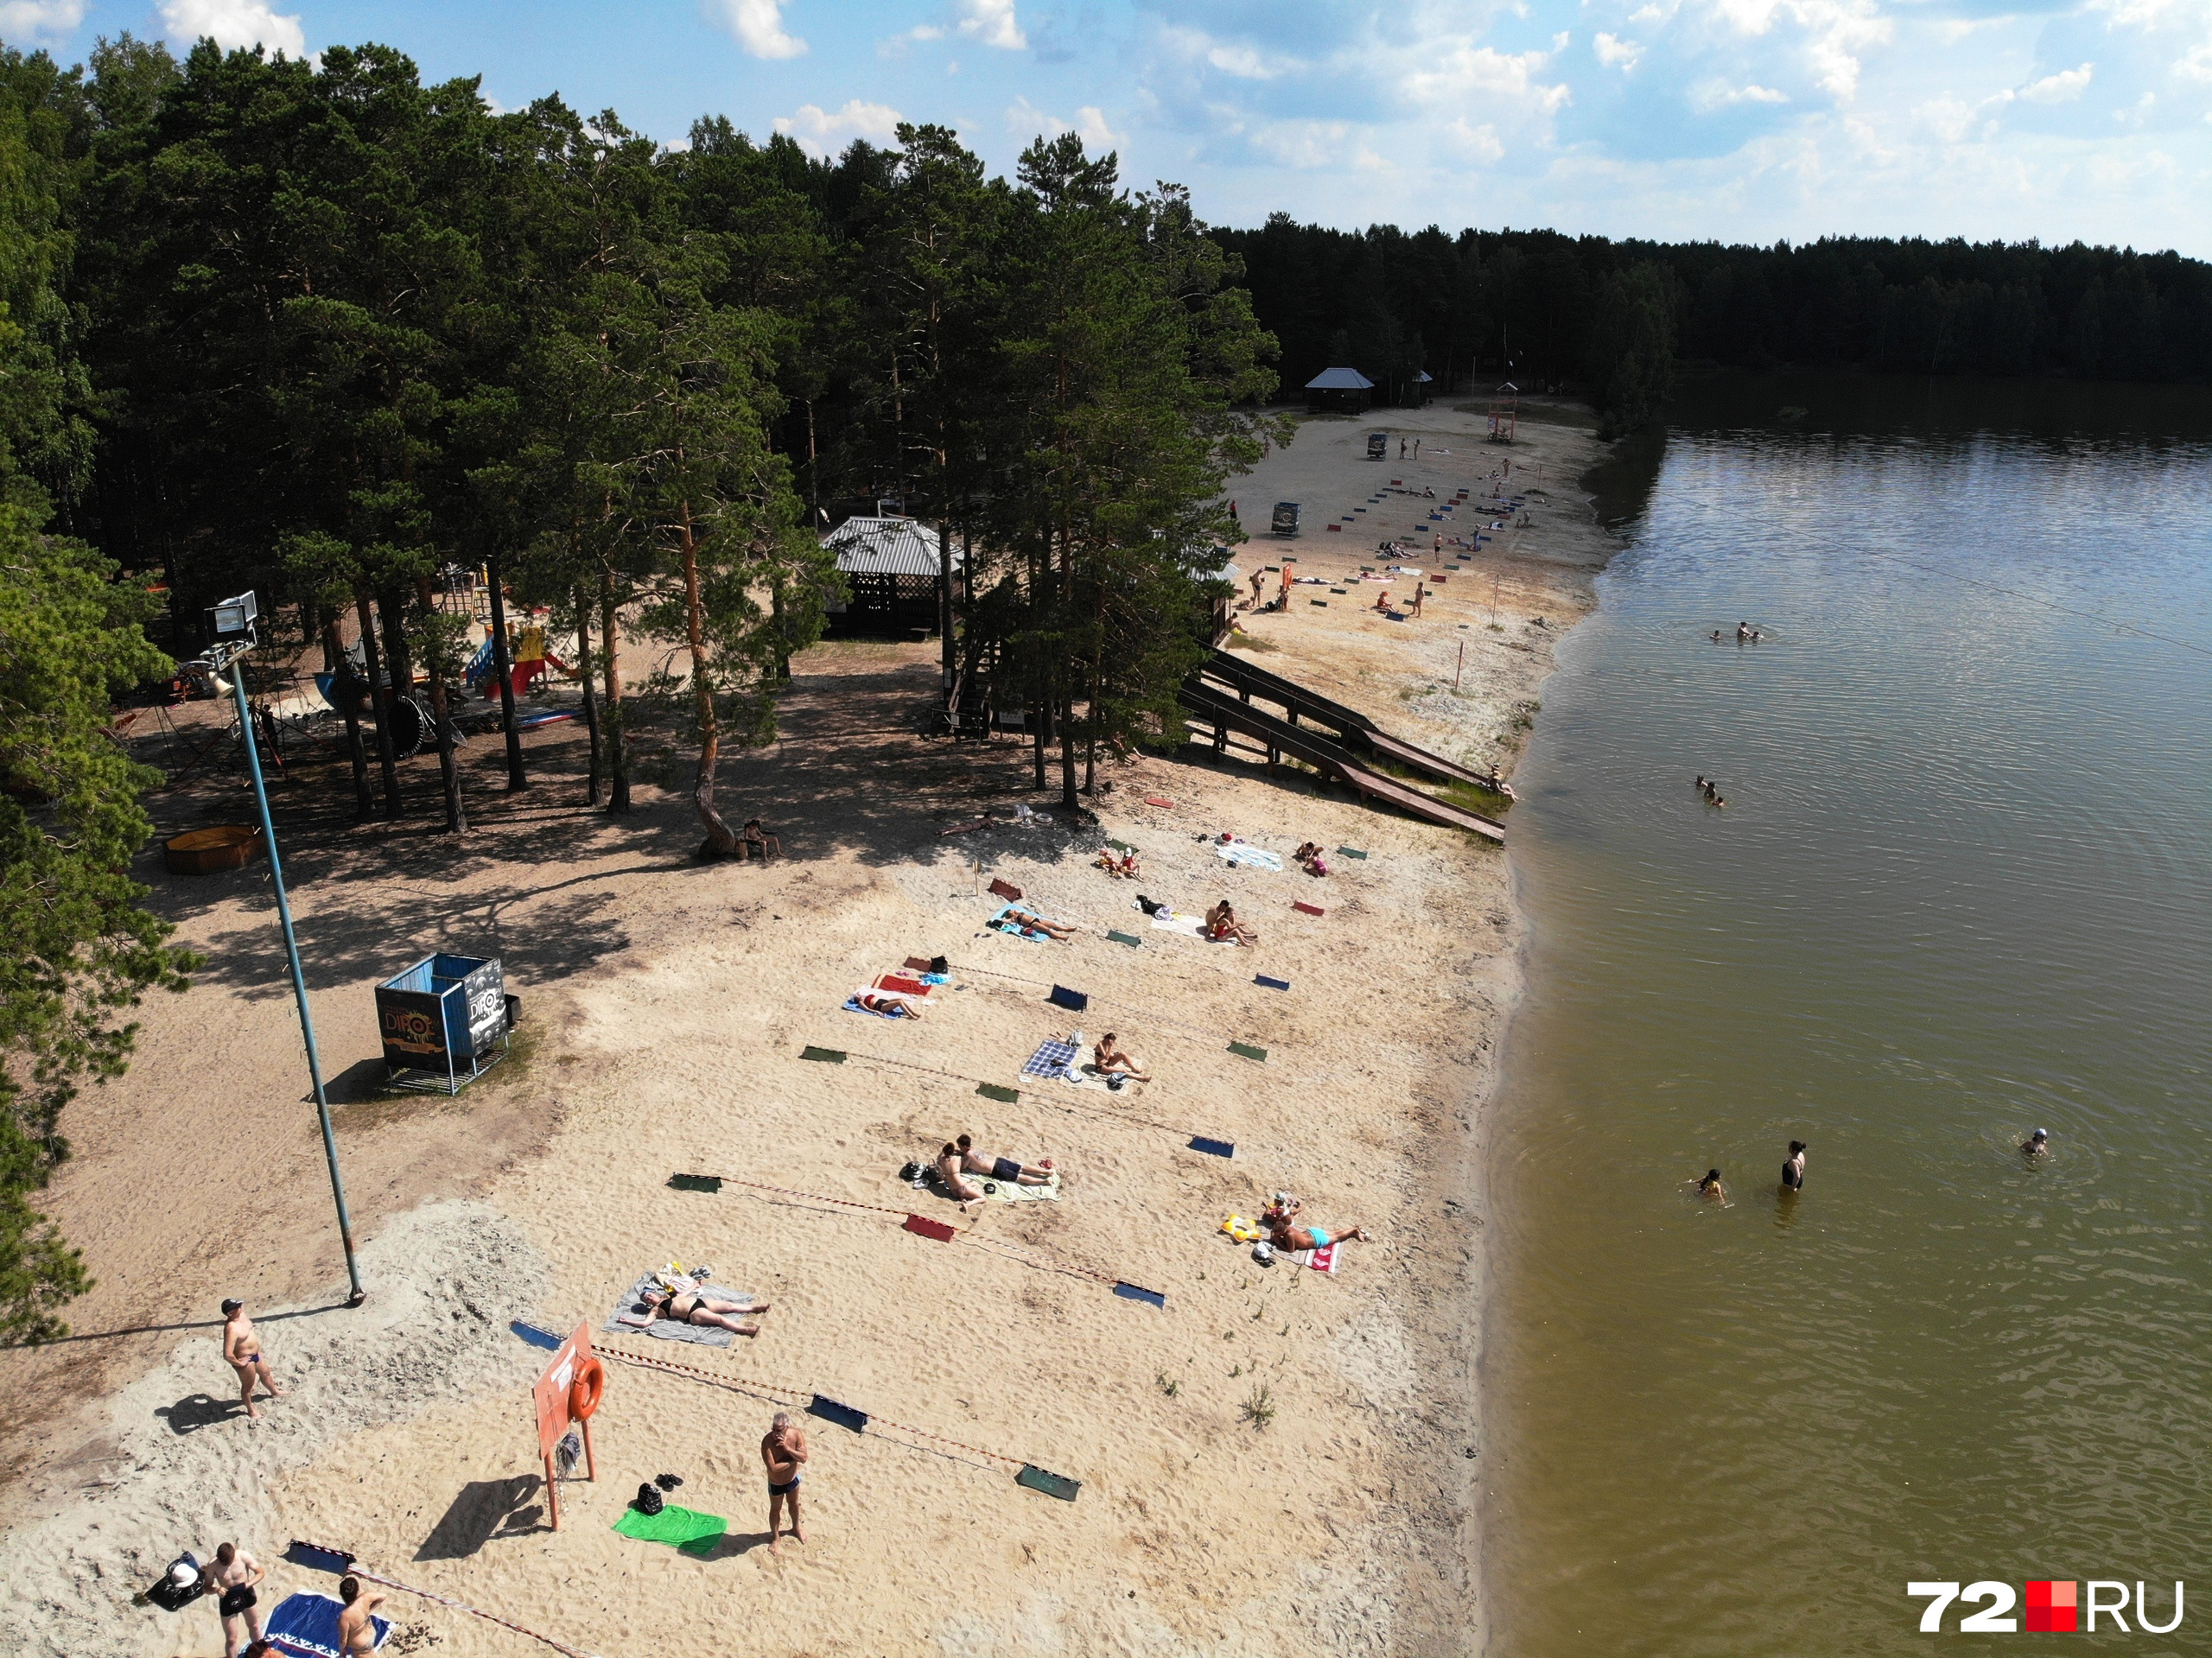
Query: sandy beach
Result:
<box><xmin>0</xmin><ymin>397</ymin><xmax>1616</xmax><ymax>1657</ymax></box>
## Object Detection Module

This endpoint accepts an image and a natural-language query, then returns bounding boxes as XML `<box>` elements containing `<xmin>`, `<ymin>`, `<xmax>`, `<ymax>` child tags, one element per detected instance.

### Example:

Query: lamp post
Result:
<box><xmin>207</xmin><ymin>591</ymin><xmax>366</xmax><ymax>1306</ymax></box>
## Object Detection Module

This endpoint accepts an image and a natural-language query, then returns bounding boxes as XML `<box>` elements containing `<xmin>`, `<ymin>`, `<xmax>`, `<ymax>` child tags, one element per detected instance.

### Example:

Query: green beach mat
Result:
<box><xmin>1106</xmin><ymin>930</ymin><xmax>1142</xmax><ymax>948</ymax></box>
<box><xmin>613</xmin><ymin>1503</ymin><xmax>728</xmax><ymax>1555</ymax></box>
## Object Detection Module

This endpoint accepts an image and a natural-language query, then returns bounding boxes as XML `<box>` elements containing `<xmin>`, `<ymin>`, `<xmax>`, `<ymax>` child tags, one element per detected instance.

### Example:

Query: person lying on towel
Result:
<box><xmin>1264</xmin><ymin>1197</ymin><xmax>1370</xmax><ymax>1252</ymax></box>
<box><xmin>953</xmin><ymin>1134</ymin><xmax>1054</xmax><ymax>1186</ymax></box>
<box><xmin>640</xmin><ymin>1282</ymin><xmax>772</xmax><ymax>1336</ymax></box>
<box><xmin>999</xmin><ymin>906</ymin><xmax>1076</xmax><ymax>939</ymax></box>
<box><xmin>856</xmin><ymin>991</ymin><xmax>922</xmax><ymax>1018</ymax></box>
<box><xmin>1205</xmin><ymin>899</ymin><xmax>1258</xmax><ymax>946</ymax></box>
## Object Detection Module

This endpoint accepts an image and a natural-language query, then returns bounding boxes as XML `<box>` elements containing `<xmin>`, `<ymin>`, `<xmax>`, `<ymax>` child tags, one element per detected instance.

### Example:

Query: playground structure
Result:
<box><xmin>1178</xmin><ymin>651</ymin><xmax>1506</xmax><ymax>842</ymax></box>
<box><xmin>375</xmin><ymin>952</ymin><xmax>512</xmax><ymax>1094</ymax></box>
<box><xmin>1486</xmin><ymin>381</ymin><xmax>1519</xmax><ymax>444</ymax></box>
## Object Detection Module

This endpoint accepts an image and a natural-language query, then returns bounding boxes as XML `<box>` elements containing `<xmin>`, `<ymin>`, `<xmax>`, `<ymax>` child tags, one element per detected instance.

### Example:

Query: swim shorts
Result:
<box><xmin>991</xmin><ymin>1157</ymin><xmax>1020</xmax><ymax>1181</ymax></box>
<box><xmin>768</xmin><ymin>1476</ymin><xmax>801</xmax><ymax>1496</ymax></box>
<box><xmin>219</xmin><ymin>1586</ymin><xmax>257</xmax><ymax>1618</ymax></box>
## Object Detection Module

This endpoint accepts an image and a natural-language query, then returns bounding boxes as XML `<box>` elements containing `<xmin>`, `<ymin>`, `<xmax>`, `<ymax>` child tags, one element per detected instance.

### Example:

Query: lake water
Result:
<box><xmin>1485</xmin><ymin>373</ymin><xmax>2212</xmax><ymax>1656</ymax></box>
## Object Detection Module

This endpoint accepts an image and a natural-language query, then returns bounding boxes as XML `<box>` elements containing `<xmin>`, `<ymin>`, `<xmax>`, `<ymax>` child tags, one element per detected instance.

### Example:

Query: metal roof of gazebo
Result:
<box><xmin>821</xmin><ymin>516</ymin><xmax>960</xmax><ymax>578</ymax></box>
<box><xmin>1304</xmin><ymin>366</ymin><xmax>1375</xmax><ymax>390</ymax></box>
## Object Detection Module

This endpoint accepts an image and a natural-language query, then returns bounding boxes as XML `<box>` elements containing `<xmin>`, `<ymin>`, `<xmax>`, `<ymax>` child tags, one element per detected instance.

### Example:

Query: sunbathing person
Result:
<box><xmin>1092</xmin><ymin>849</ymin><xmax>1139</xmax><ymax>879</ymax></box>
<box><xmin>855</xmin><ymin>991</ymin><xmax>922</xmax><ymax>1018</ymax></box>
<box><xmin>1205</xmin><ymin>899</ymin><xmax>1258</xmax><ymax>946</ymax></box>
<box><xmin>642</xmin><ymin>1283</ymin><xmax>771</xmax><ymax>1334</ymax></box>
<box><xmin>741</xmin><ymin>818</ymin><xmax>781</xmax><ymax>860</ymax></box>
<box><xmin>1092</xmin><ymin>1032</ymin><xmax>1151</xmax><ymax>1083</ymax></box>
<box><xmin>1265</xmin><ymin>1204</ymin><xmax>1370</xmax><ymax>1251</ymax></box>
<box><xmin>953</xmin><ymin>1133</ymin><xmax>1054</xmax><ymax>1185</ymax></box>
<box><xmin>1001</xmin><ymin>906</ymin><xmax>1076</xmax><ymax>939</ymax></box>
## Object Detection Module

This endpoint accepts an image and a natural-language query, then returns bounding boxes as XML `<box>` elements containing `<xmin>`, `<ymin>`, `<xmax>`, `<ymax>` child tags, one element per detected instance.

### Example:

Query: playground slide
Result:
<box><xmin>1198</xmin><ymin>650</ymin><xmax>1502</xmax><ymax>792</ymax></box>
<box><xmin>1178</xmin><ymin>680</ymin><xmax>1505</xmax><ymax>843</ymax></box>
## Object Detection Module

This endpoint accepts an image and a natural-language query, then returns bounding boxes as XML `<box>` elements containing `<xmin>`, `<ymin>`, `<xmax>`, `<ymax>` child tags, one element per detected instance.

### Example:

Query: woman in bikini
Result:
<box><xmin>644</xmin><ymin>1283</ymin><xmax>771</xmax><ymax>1335</ymax></box>
<box><xmin>1001</xmin><ymin>907</ymin><xmax>1076</xmax><ymax>940</ymax></box>
<box><xmin>855</xmin><ymin>990</ymin><xmax>922</xmax><ymax>1018</ymax></box>
<box><xmin>1093</xmin><ymin>1032</ymin><xmax>1151</xmax><ymax>1083</ymax></box>
<box><xmin>1205</xmin><ymin>899</ymin><xmax>1258</xmax><ymax>946</ymax></box>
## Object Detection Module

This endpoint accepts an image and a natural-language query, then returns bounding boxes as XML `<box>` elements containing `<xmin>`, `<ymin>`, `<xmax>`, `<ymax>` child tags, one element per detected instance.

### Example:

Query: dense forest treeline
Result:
<box><xmin>1216</xmin><ymin>218</ymin><xmax>2212</xmax><ymax>433</ymax></box>
<box><xmin>0</xmin><ymin>33</ymin><xmax>1274</xmax><ymax>1336</ymax></box>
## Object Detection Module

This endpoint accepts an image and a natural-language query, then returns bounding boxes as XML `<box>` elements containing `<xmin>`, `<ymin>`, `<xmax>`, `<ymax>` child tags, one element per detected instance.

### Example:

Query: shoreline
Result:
<box><xmin>0</xmin><ymin>401</ymin><xmax>1618</xmax><ymax>1657</ymax></box>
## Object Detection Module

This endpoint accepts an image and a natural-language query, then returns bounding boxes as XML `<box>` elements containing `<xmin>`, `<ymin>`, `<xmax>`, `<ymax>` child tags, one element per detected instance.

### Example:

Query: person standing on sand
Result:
<box><xmin>1782</xmin><ymin>1141</ymin><xmax>1807</xmax><ymax>1191</ymax></box>
<box><xmin>1412</xmin><ymin>581</ymin><xmax>1426</xmax><ymax>618</ymax></box>
<box><xmin>763</xmin><ymin>1411</ymin><xmax>809</xmax><ymax>1555</ymax></box>
<box><xmin>336</xmin><ymin>1577</ymin><xmax>384</xmax><ymax>1657</ymax></box>
<box><xmin>221</xmin><ymin>1299</ymin><xmax>283</xmax><ymax>1420</ymax></box>
<box><xmin>1414</xmin><ymin>437</ymin><xmax>1421</xmax><ymax>457</ymax></box>
<box><xmin>1399</xmin><ymin>437</ymin><xmax>1408</xmax><ymax>459</ymax></box>
<box><xmin>207</xmin><ymin>1542</ymin><xmax>266</xmax><ymax>1657</ymax></box>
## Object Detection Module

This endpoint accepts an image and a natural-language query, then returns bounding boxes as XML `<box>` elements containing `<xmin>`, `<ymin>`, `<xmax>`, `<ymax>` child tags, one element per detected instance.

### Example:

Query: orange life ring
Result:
<box><xmin>569</xmin><ymin>1355</ymin><xmax>606</xmax><ymax>1421</ymax></box>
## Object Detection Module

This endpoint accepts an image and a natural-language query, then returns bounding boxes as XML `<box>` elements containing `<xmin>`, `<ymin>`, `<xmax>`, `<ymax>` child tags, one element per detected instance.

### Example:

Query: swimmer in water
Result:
<box><xmin>1696</xmin><ymin>1169</ymin><xmax>1726</xmax><ymax>1204</ymax></box>
<box><xmin>1781</xmin><ymin>1140</ymin><xmax>1807</xmax><ymax>1191</ymax></box>
<box><xmin>2022</xmin><ymin>1128</ymin><xmax>2050</xmax><ymax>1157</ymax></box>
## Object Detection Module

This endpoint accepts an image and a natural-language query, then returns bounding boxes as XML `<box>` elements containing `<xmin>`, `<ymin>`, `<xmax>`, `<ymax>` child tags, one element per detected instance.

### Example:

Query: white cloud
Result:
<box><xmin>1595</xmin><ymin>32</ymin><xmax>1643</xmax><ymax>70</ymax></box>
<box><xmin>957</xmin><ymin>0</ymin><xmax>1025</xmax><ymax>50</ymax></box>
<box><xmin>1697</xmin><ymin>0</ymin><xmax>1891</xmax><ymax>101</ymax></box>
<box><xmin>1157</xmin><ymin>23</ymin><xmax>1302</xmax><ymax>79</ymax></box>
<box><xmin>158</xmin><ymin>0</ymin><xmax>306</xmax><ymax>57</ymax></box>
<box><xmin>1404</xmin><ymin>42</ymin><xmax>1573</xmax><ymax>118</ymax></box>
<box><xmin>1249</xmin><ymin>118</ymin><xmax>1363</xmax><ymax>170</ymax></box>
<box><xmin>1691</xmin><ymin>79</ymin><xmax>1791</xmax><ymax>111</ymax></box>
<box><xmin>0</xmin><ymin>0</ymin><xmax>86</xmax><ymax>40</ymax></box>
<box><xmin>2019</xmin><ymin>62</ymin><xmax>2094</xmax><ymax>104</ymax></box>
<box><xmin>1005</xmin><ymin>96</ymin><xmax>1122</xmax><ymax>149</ymax></box>
<box><xmin>704</xmin><ymin>0</ymin><xmax>807</xmax><ymax>60</ymax></box>
<box><xmin>772</xmin><ymin>98</ymin><xmax>900</xmax><ymax>156</ymax></box>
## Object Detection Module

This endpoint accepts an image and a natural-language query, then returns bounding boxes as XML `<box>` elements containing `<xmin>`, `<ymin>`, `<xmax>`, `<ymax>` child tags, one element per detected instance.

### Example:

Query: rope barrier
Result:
<box><xmin>670</xmin><ymin>1172</ymin><xmax>1144</xmax><ymax>1293</ymax></box>
<box><xmin>820</xmin><ymin>1046</ymin><xmax>1212</xmax><ymax>1143</ymax></box>
<box><xmin>288</xmin><ymin>1541</ymin><xmax>605</xmax><ymax>1658</ymax></box>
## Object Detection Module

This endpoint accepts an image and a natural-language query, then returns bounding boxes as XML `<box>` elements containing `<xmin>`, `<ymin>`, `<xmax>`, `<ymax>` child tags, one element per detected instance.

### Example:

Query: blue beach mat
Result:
<box><xmin>1020</xmin><ymin>1035</ymin><xmax>1080</xmax><ymax>1081</ymax></box>
<box><xmin>265</xmin><ymin>1592</ymin><xmax>391</xmax><ymax>1657</ymax></box>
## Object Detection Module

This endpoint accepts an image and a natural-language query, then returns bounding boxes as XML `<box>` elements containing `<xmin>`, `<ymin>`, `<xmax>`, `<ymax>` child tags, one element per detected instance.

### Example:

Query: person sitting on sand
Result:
<box><xmin>855</xmin><ymin>990</ymin><xmax>922</xmax><ymax>1018</ymax></box>
<box><xmin>1093</xmin><ymin>848</ymin><xmax>1138</xmax><ymax>879</ymax></box>
<box><xmin>1293</xmin><ymin>842</ymin><xmax>1329</xmax><ymax>877</ymax></box>
<box><xmin>642</xmin><ymin>1282</ymin><xmax>772</xmax><ymax>1336</ymax></box>
<box><xmin>999</xmin><ymin>906</ymin><xmax>1076</xmax><ymax>940</ymax></box>
<box><xmin>954</xmin><ymin>1133</ymin><xmax>1054</xmax><ymax>1185</ymax></box>
<box><xmin>2022</xmin><ymin>1128</ymin><xmax>2050</xmax><ymax>1157</ymax></box>
<box><xmin>938</xmin><ymin>1141</ymin><xmax>990</xmax><ymax>1211</ymax></box>
<box><xmin>741</xmin><ymin>818</ymin><xmax>780</xmax><ymax>860</ymax></box>
<box><xmin>1265</xmin><ymin>1202</ymin><xmax>1370</xmax><ymax>1251</ymax></box>
<box><xmin>1205</xmin><ymin>899</ymin><xmax>1258</xmax><ymax>946</ymax></box>
<box><xmin>337</xmin><ymin>1578</ymin><xmax>384</xmax><ymax>1658</ymax></box>
<box><xmin>1092</xmin><ymin>1032</ymin><xmax>1151</xmax><ymax>1083</ymax></box>
<box><xmin>1696</xmin><ymin>1169</ymin><xmax>1727</xmax><ymax>1204</ymax></box>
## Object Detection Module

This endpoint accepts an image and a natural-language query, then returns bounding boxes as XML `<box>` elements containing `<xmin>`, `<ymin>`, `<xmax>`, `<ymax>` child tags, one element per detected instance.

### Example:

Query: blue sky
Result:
<box><xmin>5</xmin><ymin>0</ymin><xmax>2210</xmax><ymax>254</ymax></box>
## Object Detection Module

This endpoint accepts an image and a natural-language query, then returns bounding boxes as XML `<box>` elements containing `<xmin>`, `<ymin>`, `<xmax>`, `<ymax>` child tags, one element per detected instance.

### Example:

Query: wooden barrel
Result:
<box><xmin>164</xmin><ymin>824</ymin><xmax>262</xmax><ymax>875</ymax></box>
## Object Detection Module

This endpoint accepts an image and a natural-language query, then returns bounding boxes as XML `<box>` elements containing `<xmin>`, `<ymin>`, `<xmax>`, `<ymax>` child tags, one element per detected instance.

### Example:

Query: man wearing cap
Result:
<box><xmin>221</xmin><ymin>1298</ymin><xmax>284</xmax><ymax>1420</ymax></box>
<box><xmin>2021</xmin><ymin>1128</ymin><xmax>2050</xmax><ymax>1158</ymax></box>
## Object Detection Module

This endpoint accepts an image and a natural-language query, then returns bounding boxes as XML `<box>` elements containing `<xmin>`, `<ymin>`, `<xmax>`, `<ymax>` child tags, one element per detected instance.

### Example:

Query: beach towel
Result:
<box><xmin>603</xmin><ymin>1271</ymin><xmax>751</xmax><ymax>1348</ymax></box>
<box><xmin>264</xmin><ymin>1593</ymin><xmax>391</xmax><ymax>1657</ymax></box>
<box><xmin>1020</xmin><ymin>1036</ymin><xmax>1081</xmax><ymax>1081</ymax></box>
<box><xmin>1213</xmin><ymin>842</ymin><xmax>1284</xmax><ymax>872</ymax></box>
<box><xmin>1288</xmin><ymin>1244</ymin><xmax>1341</xmax><ymax>1274</ymax></box>
<box><xmin>1150</xmin><ymin>910</ymin><xmax>1236</xmax><ymax>943</ymax></box>
<box><xmin>875</xmin><ymin>973</ymin><xmax>931</xmax><ymax>995</ymax></box>
<box><xmin>613</xmin><ymin>1503</ymin><xmax>728</xmax><ymax>1555</ymax></box>
<box><xmin>934</xmin><ymin>1166</ymin><xmax>1061</xmax><ymax>1203</ymax></box>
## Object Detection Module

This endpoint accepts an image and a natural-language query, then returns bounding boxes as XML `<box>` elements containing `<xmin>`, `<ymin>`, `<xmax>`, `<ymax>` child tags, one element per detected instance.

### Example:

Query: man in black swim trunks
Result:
<box><xmin>762</xmin><ymin>1411</ymin><xmax>809</xmax><ymax>1555</ymax></box>
<box><xmin>207</xmin><ymin>1540</ymin><xmax>266</xmax><ymax>1657</ymax></box>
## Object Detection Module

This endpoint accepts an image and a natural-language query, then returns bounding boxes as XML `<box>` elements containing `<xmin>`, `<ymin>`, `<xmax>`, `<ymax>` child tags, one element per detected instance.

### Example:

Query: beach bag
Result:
<box><xmin>899</xmin><ymin>1161</ymin><xmax>926</xmax><ymax>1185</ymax></box>
<box><xmin>633</xmin><ymin>1483</ymin><xmax>664</xmax><ymax>1515</ymax></box>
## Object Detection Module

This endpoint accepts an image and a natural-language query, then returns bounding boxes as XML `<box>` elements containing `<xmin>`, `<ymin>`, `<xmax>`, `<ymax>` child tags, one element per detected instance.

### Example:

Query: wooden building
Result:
<box><xmin>1305</xmin><ymin>365</ymin><xmax>1376</xmax><ymax>414</ymax></box>
<box><xmin>821</xmin><ymin>515</ymin><xmax>963</xmax><ymax>639</ymax></box>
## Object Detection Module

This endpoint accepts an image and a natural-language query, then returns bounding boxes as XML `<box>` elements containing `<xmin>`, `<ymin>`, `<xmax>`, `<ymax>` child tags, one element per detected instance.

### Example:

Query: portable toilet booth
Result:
<box><xmin>1270</xmin><ymin>502</ymin><xmax>1300</xmax><ymax>537</ymax></box>
<box><xmin>1365</xmin><ymin>431</ymin><xmax>1389</xmax><ymax>461</ymax></box>
<box><xmin>376</xmin><ymin>952</ymin><xmax>510</xmax><ymax>1093</ymax></box>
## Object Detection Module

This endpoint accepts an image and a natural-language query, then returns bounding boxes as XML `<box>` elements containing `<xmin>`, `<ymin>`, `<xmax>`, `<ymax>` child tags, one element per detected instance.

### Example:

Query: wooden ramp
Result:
<box><xmin>1178</xmin><ymin>680</ymin><xmax>1504</xmax><ymax>843</ymax></box>
<box><xmin>1197</xmin><ymin>650</ymin><xmax>1502</xmax><ymax>792</ymax></box>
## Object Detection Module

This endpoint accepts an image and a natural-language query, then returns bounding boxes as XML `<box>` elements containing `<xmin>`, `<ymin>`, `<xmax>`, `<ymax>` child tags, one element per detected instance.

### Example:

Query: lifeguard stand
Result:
<box><xmin>1486</xmin><ymin>382</ymin><xmax>1519</xmax><ymax>444</ymax></box>
<box><xmin>375</xmin><ymin>951</ymin><xmax>510</xmax><ymax>1093</ymax></box>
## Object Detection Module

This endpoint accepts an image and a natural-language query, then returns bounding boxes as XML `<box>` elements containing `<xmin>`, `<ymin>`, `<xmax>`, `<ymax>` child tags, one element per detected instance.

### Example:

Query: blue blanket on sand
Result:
<box><xmin>1021</xmin><ymin>1036</ymin><xmax>1081</xmax><ymax>1080</ymax></box>
<box><xmin>266</xmin><ymin>1593</ymin><xmax>391</xmax><ymax>1657</ymax></box>
<box><xmin>987</xmin><ymin>902</ymin><xmax>1058</xmax><ymax>941</ymax></box>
